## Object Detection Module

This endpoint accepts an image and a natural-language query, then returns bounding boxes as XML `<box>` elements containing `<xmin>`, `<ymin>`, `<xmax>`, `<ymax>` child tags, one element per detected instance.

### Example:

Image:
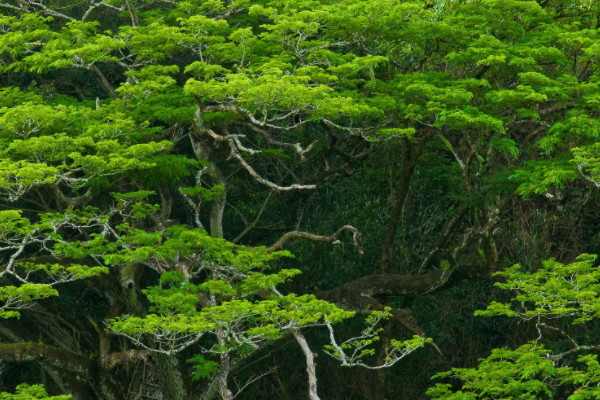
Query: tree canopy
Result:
<box><xmin>1</xmin><ymin>0</ymin><xmax>600</xmax><ymax>399</ymax></box>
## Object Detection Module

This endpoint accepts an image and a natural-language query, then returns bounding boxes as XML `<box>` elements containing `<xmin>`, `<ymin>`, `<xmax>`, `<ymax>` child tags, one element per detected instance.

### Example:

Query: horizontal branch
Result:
<box><xmin>268</xmin><ymin>225</ymin><xmax>362</xmax><ymax>253</ymax></box>
<box><xmin>4</xmin><ymin>1</ymin><xmax>75</xmax><ymax>20</ymax></box>
<box><xmin>320</xmin><ymin>259</ymin><xmax>497</xmax><ymax>312</ymax></box>
<box><xmin>0</xmin><ymin>342</ymin><xmax>92</xmax><ymax>374</ymax></box>
<box><xmin>105</xmin><ymin>349</ymin><xmax>151</xmax><ymax>368</ymax></box>
<box><xmin>320</xmin><ymin>270</ymin><xmax>448</xmax><ymax>311</ymax></box>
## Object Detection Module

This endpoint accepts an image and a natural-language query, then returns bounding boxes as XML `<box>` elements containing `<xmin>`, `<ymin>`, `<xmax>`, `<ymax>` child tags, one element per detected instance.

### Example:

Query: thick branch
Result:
<box><xmin>124</xmin><ymin>0</ymin><xmax>139</xmax><ymax>27</ymax></box>
<box><xmin>321</xmin><ymin>270</ymin><xmax>449</xmax><ymax>309</ymax></box>
<box><xmin>82</xmin><ymin>1</ymin><xmax>105</xmax><ymax>22</ymax></box>
<box><xmin>189</xmin><ymin>127</ymin><xmax>227</xmax><ymax>238</ymax></box>
<box><xmin>381</xmin><ymin>132</ymin><xmax>435</xmax><ymax>273</ymax></box>
<box><xmin>320</xmin><ymin>258</ymin><xmax>497</xmax><ymax>313</ymax></box>
<box><xmin>0</xmin><ymin>2</ymin><xmax>22</xmax><ymax>12</ymax></box>
<box><xmin>418</xmin><ymin>207</ymin><xmax>467</xmax><ymax>273</ymax></box>
<box><xmin>0</xmin><ymin>342</ymin><xmax>92</xmax><ymax>375</ymax></box>
<box><xmin>88</xmin><ymin>64</ymin><xmax>118</xmax><ymax>99</ymax></box>
<box><xmin>268</xmin><ymin>225</ymin><xmax>362</xmax><ymax>253</ymax></box>
<box><xmin>21</xmin><ymin>1</ymin><xmax>75</xmax><ymax>20</ymax></box>
<box><xmin>105</xmin><ymin>349</ymin><xmax>151</xmax><ymax>368</ymax></box>
<box><xmin>209</xmin><ymin>171</ymin><xmax>227</xmax><ymax>239</ymax></box>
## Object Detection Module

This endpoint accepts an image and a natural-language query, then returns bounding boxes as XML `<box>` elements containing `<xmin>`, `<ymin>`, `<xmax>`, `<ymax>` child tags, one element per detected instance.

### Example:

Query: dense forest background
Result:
<box><xmin>1</xmin><ymin>0</ymin><xmax>600</xmax><ymax>399</ymax></box>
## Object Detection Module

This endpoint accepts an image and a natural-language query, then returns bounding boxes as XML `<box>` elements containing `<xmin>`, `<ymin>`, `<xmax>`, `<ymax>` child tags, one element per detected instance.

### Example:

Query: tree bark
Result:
<box><xmin>218</xmin><ymin>353</ymin><xmax>233</xmax><ymax>400</ymax></box>
<box><xmin>321</xmin><ymin>258</ymin><xmax>496</xmax><ymax>313</ymax></box>
<box><xmin>190</xmin><ymin>115</ymin><xmax>228</xmax><ymax>239</ymax></box>
<box><xmin>268</xmin><ymin>225</ymin><xmax>362</xmax><ymax>253</ymax></box>
<box><xmin>155</xmin><ymin>353</ymin><xmax>187</xmax><ymax>400</ymax></box>
<box><xmin>88</xmin><ymin>64</ymin><xmax>117</xmax><ymax>99</ymax></box>
<box><xmin>381</xmin><ymin>134</ymin><xmax>433</xmax><ymax>273</ymax></box>
<box><xmin>0</xmin><ymin>342</ymin><xmax>92</xmax><ymax>374</ymax></box>
<box><xmin>291</xmin><ymin>328</ymin><xmax>320</xmax><ymax>400</ymax></box>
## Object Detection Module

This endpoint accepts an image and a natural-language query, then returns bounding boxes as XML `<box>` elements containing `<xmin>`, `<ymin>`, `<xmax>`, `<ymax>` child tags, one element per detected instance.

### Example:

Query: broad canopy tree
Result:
<box><xmin>1</xmin><ymin>0</ymin><xmax>600</xmax><ymax>399</ymax></box>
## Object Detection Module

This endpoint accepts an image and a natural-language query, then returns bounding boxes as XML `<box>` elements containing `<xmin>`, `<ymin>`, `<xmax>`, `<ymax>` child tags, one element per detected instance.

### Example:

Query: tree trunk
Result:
<box><xmin>218</xmin><ymin>353</ymin><xmax>233</xmax><ymax>400</ymax></box>
<box><xmin>291</xmin><ymin>328</ymin><xmax>320</xmax><ymax>400</ymax></box>
<box><xmin>155</xmin><ymin>353</ymin><xmax>187</xmax><ymax>400</ymax></box>
<box><xmin>375</xmin><ymin>321</ymin><xmax>392</xmax><ymax>400</ymax></box>
<box><xmin>381</xmin><ymin>135</ymin><xmax>432</xmax><ymax>273</ymax></box>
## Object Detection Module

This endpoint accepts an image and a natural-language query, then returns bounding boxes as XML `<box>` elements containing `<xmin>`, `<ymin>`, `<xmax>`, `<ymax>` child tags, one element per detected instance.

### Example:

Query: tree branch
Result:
<box><xmin>320</xmin><ymin>256</ymin><xmax>497</xmax><ymax>314</ymax></box>
<box><xmin>105</xmin><ymin>349</ymin><xmax>151</xmax><ymax>368</ymax></box>
<box><xmin>88</xmin><ymin>64</ymin><xmax>118</xmax><ymax>99</ymax></box>
<box><xmin>27</xmin><ymin>1</ymin><xmax>75</xmax><ymax>20</ymax></box>
<box><xmin>238</xmin><ymin>123</ymin><xmax>317</xmax><ymax>159</ymax></box>
<box><xmin>0</xmin><ymin>342</ymin><xmax>92</xmax><ymax>374</ymax></box>
<box><xmin>124</xmin><ymin>0</ymin><xmax>139</xmax><ymax>27</ymax></box>
<box><xmin>226</xmin><ymin>139</ymin><xmax>316</xmax><ymax>191</ymax></box>
<box><xmin>268</xmin><ymin>225</ymin><xmax>363</xmax><ymax>253</ymax></box>
<box><xmin>381</xmin><ymin>131</ymin><xmax>435</xmax><ymax>273</ymax></box>
<box><xmin>418</xmin><ymin>207</ymin><xmax>467</xmax><ymax>273</ymax></box>
<box><xmin>233</xmin><ymin>191</ymin><xmax>272</xmax><ymax>243</ymax></box>
<box><xmin>290</xmin><ymin>328</ymin><xmax>320</xmax><ymax>400</ymax></box>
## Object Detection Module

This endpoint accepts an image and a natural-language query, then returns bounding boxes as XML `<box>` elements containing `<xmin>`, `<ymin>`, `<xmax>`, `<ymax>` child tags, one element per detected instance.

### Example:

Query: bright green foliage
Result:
<box><xmin>0</xmin><ymin>208</ymin><xmax>108</xmax><ymax>318</ymax></box>
<box><xmin>0</xmin><ymin>283</ymin><xmax>58</xmax><ymax>318</ymax></box>
<box><xmin>429</xmin><ymin>345</ymin><xmax>600</xmax><ymax>400</ymax></box>
<box><xmin>428</xmin><ymin>344</ymin><xmax>557</xmax><ymax>400</ymax></box>
<box><xmin>325</xmin><ymin>308</ymin><xmax>429</xmax><ymax>369</ymax></box>
<box><xmin>2</xmin><ymin>0</ymin><xmax>600</xmax><ymax>398</ymax></box>
<box><xmin>107</xmin><ymin>223</ymin><xmax>355</xmax><ymax>355</ymax></box>
<box><xmin>429</xmin><ymin>254</ymin><xmax>600</xmax><ymax>399</ymax></box>
<box><xmin>477</xmin><ymin>254</ymin><xmax>600</xmax><ymax>324</ymax></box>
<box><xmin>187</xmin><ymin>354</ymin><xmax>221</xmax><ymax>380</ymax></box>
<box><xmin>0</xmin><ymin>384</ymin><xmax>71</xmax><ymax>400</ymax></box>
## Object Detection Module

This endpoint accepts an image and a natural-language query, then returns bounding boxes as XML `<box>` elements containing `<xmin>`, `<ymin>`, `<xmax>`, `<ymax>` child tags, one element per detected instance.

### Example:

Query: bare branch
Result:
<box><xmin>27</xmin><ymin>1</ymin><xmax>75</xmax><ymax>20</ymax></box>
<box><xmin>204</xmin><ymin>105</ymin><xmax>311</xmax><ymax>131</ymax></box>
<box><xmin>82</xmin><ymin>0</ymin><xmax>121</xmax><ymax>22</ymax></box>
<box><xmin>124</xmin><ymin>0</ymin><xmax>139</xmax><ymax>27</ymax></box>
<box><xmin>178</xmin><ymin>187</ymin><xmax>206</xmax><ymax>231</ymax></box>
<box><xmin>268</xmin><ymin>225</ymin><xmax>363</xmax><ymax>253</ymax></box>
<box><xmin>0</xmin><ymin>3</ymin><xmax>22</xmax><ymax>12</ymax></box>
<box><xmin>88</xmin><ymin>64</ymin><xmax>118</xmax><ymax>99</ymax></box>
<box><xmin>0</xmin><ymin>342</ymin><xmax>92</xmax><ymax>374</ymax></box>
<box><xmin>1</xmin><ymin>235</ymin><xmax>31</xmax><ymax>282</ymax></box>
<box><xmin>418</xmin><ymin>207</ymin><xmax>467</xmax><ymax>273</ymax></box>
<box><xmin>227</xmin><ymin>138</ymin><xmax>317</xmax><ymax>192</ymax></box>
<box><xmin>1</xmin><ymin>1</ymin><xmax>75</xmax><ymax>20</ymax></box>
<box><xmin>233</xmin><ymin>192</ymin><xmax>272</xmax><ymax>243</ymax></box>
<box><xmin>232</xmin><ymin>369</ymin><xmax>273</xmax><ymax>399</ymax></box>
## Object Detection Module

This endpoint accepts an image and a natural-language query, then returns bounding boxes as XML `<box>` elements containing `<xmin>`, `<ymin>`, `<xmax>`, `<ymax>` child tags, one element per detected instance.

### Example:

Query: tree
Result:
<box><xmin>428</xmin><ymin>254</ymin><xmax>600</xmax><ymax>399</ymax></box>
<box><xmin>1</xmin><ymin>0</ymin><xmax>600</xmax><ymax>399</ymax></box>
